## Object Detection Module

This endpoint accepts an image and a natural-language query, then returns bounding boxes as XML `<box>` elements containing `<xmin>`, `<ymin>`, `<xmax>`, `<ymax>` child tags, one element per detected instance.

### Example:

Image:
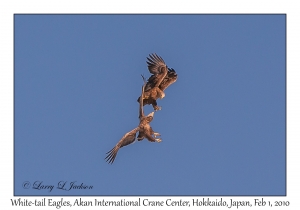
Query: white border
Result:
<box><xmin>1</xmin><ymin>0</ymin><xmax>299</xmax><ymax>209</ymax></box>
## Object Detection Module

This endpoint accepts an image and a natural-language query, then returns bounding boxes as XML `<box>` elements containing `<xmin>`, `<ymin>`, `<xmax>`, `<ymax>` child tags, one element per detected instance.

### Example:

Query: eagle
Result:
<box><xmin>137</xmin><ymin>53</ymin><xmax>178</xmax><ymax>111</ymax></box>
<box><xmin>105</xmin><ymin>76</ymin><xmax>162</xmax><ymax>164</ymax></box>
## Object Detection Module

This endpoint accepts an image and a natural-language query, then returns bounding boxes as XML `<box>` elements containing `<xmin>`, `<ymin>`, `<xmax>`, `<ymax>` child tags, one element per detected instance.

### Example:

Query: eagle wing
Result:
<box><xmin>105</xmin><ymin>78</ymin><xmax>146</xmax><ymax>164</ymax></box>
<box><xmin>105</xmin><ymin>127</ymin><xmax>140</xmax><ymax>164</ymax></box>
<box><xmin>159</xmin><ymin>68</ymin><xmax>178</xmax><ymax>91</ymax></box>
<box><xmin>146</xmin><ymin>53</ymin><xmax>168</xmax><ymax>89</ymax></box>
<box><xmin>146</xmin><ymin>53</ymin><xmax>167</xmax><ymax>75</ymax></box>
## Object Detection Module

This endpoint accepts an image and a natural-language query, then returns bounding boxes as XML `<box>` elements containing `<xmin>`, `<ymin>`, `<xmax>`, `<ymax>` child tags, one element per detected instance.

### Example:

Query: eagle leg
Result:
<box><xmin>151</xmin><ymin>100</ymin><xmax>161</xmax><ymax>111</ymax></box>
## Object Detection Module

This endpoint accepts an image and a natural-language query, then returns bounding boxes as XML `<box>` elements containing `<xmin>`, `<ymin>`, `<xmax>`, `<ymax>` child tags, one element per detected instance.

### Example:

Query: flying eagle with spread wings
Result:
<box><xmin>105</xmin><ymin>76</ymin><xmax>162</xmax><ymax>164</ymax></box>
<box><xmin>137</xmin><ymin>53</ymin><xmax>178</xmax><ymax>111</ymax></box>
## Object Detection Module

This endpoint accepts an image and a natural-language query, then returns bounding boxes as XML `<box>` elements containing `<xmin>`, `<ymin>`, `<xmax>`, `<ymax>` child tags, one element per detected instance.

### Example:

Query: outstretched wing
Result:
<box><xmin>146</xmin><ymin>53</ymin><xmax>167</xmax><ymax>75</ymax></box>
<box><xmin>159</xmin><ymin>68</ymin><xmax>178</xmax><ymax>91</ymax></box>
<box><xmin>105</xmin><ymin>127</ymin><xmax>140</xmax><ymax>164</ymax></box>
<box><xmin>146</xmin><ymin>53</ymin><xmax>168</xmax><ymax>88</ymax></box>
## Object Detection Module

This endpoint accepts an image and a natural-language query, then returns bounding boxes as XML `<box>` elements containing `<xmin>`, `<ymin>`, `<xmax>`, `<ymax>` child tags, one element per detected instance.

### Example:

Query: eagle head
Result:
<box><xmin>147</xmin><ymin>112</ymin><xmax>154</xmax><ymax>118</ymax></box>
<box><xmin>146</xmin><ymin>112</ymin><xmax>154</xmax><ymax>122</ymax></box>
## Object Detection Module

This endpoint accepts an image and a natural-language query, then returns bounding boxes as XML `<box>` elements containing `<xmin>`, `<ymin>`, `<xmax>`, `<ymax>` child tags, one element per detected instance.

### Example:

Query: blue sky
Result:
<box><xmin>14</xmin><ymin>14</ymin><xmax>285</xmax><ymax>196</ymax></box>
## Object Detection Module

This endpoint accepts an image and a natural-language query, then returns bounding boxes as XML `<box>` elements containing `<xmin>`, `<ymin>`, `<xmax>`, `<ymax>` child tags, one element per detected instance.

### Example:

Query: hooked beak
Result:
<box><xmin>147</xmin><ymin>112</ymin><xmax>154</xmax><ymax>118</ymax></box>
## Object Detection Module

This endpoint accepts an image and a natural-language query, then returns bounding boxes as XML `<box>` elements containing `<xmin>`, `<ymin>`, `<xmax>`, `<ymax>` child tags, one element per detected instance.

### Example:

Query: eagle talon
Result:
<box><xmin>155</xmin><ymin>138</ymin><xmax>162</xmax><ymax>143</ymax></box>
<box><xmin>153</xmin><ymin>132</ymin><xmax>161</xmax><ymax>137</ymax></box>
<box><xmin>154</xmin><ymin>106</ymin><xmax>162</xmax><ymax>111</ymax></box>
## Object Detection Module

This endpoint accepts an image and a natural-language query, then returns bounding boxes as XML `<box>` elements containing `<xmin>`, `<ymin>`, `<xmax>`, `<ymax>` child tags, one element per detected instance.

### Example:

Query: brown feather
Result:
<box><xmin>105</xmin><ymin>127</ymin><xmax>140</xmax><ymax>164</ymax></box>
<box><xmin>106</xmin><ymin>77</ymin><xmax>160</xmax><ymax>164</ymax></box>
<box><xmin>138</xmin><ymin>54</ymin><xmax>178</xmax><ymax>111</ymax></box>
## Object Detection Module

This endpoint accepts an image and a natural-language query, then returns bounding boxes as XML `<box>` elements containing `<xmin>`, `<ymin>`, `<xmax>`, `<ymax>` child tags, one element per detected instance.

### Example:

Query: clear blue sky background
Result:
<box><xmin>14</xmin><ymin>14</ymin><xmax>285</xmax><ymax>196</ymax></box>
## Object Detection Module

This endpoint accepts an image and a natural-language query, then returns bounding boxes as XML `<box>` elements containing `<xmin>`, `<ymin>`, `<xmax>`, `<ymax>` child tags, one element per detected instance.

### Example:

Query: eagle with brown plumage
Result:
<box><xmin>137</xmin><ymin>53</ymin><xmax>178</xmax><ymax>111</ymax></box>
<box><xmin>105</xmin><ymin>76</ymin><xmax>162</xmax><ymax>164</ymax></box>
